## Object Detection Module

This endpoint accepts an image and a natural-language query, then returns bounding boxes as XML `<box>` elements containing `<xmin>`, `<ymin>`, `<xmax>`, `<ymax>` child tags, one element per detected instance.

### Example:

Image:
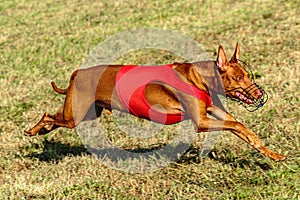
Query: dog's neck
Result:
<box><xmin>192</xmin><ymin>61</ymin><xmax>224</xmax><ymax>94</ymax></box>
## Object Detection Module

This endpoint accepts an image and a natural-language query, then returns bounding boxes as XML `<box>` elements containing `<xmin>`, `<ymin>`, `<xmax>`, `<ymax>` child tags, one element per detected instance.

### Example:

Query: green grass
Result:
<box><xmin>1</xmin><ymin>0</ymin><xmax>299</xmax><ymax>199</ymax></box>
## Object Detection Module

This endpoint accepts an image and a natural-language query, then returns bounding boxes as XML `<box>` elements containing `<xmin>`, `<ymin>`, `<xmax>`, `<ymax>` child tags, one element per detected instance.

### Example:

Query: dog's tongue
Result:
<box><xmin>235</xmin><ymin>91</ymin><xmax>254</xmax><ymax>104</ymax></box>
<box><xmin>245</xmin><ymin>99</ymin><xmax>254</xmax><ymax>104</ymax></box>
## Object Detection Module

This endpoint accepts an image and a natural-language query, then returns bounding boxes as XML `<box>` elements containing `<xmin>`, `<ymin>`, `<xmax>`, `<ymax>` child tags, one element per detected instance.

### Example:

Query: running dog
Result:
<box><xmin>25</xmin><ymin>43</ymin><xmax>286</xmax><ymax>161</ymax></box>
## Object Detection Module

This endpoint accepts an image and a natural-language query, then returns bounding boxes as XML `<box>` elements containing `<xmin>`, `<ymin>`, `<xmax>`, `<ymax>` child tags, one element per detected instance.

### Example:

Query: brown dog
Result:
<box><xmin>25</xmin><ymin>43</ymin><xmax>286</xmax><ymax>162</ymax></box>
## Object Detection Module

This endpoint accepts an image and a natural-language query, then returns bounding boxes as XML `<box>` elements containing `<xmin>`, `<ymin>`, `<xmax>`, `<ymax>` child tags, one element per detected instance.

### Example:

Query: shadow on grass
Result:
<box><xmin>178</xmin><ymin>147</ymin><xmax>273</xmax><ymax>170</ymax></box>
<box><xmin>27</xmin><ymin>140</ymin><xmax>272</xmax><ymax>170</ymax></box>
<box><xmin>26</xmin><ymin>140</ymin><xmax>89</xmax><ymax>163</ymax></box>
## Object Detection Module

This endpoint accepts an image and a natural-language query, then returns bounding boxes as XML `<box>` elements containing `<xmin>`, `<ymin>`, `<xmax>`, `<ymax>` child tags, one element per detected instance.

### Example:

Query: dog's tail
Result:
<box><xmin>51</xmin><ymin>81</ymin><xmax>67</xmax><ymax>94</ymax></box>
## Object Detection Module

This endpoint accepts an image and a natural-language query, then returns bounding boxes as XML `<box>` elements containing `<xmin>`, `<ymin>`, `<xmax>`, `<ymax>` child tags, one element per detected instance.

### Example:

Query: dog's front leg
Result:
<box><xmin>177</xmin><ymin>91</ymin><xmax>286</xmax><ymax>161</ymax></box>
<box><xmin>205</xmin><ymin>105</ymin><xmax>287</xmax><ymax>161</ymax></box>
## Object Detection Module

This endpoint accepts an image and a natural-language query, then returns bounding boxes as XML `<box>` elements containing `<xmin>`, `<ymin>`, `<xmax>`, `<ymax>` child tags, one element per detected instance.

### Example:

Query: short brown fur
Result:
<box><xmin>25</xmin><ymin>43</ymin><xmax>286</xmax><ymax>162</ymax></box>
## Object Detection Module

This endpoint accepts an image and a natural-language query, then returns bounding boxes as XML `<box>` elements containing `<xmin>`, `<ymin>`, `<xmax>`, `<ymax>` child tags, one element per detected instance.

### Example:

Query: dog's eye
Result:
<box><xmin>236</xmin><ymin>76</ymin><xmax>244</xmax><ymax>82</ymax></box>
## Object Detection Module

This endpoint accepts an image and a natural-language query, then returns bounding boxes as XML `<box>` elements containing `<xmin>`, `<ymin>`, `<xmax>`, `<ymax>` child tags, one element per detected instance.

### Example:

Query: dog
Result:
<box><xmin>25</xmin><ymin>43</ymin><xmax>286</xmax><ymax>162</ymax></box>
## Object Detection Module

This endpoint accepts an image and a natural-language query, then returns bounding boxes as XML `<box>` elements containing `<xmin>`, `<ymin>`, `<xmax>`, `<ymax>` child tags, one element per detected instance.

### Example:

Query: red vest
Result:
<box><xmin>115</xmin><ymin>64</ymin><xmax>212</xmax><ymax>125</ymax></box>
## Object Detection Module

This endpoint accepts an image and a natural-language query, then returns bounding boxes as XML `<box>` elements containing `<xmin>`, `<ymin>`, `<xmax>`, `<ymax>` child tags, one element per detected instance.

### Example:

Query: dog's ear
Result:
<box><xmin>217</xmin><ymin>45</ymin><xmax>228</xmax><ymax>72</ymax></box>
<box><xmin>230</xmin><ymin>42</ymin><xmax>240</xmax><ymax>63</ymax></box>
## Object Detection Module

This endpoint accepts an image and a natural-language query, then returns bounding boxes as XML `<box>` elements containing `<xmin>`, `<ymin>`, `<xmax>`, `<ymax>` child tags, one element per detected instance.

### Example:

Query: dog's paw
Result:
<box><xmin>272</xmin><ymin>153</ymin><xmax>287</xmax><ymax>162</ymax></box>
<box><xmin>266</xmin><ymin>150</ymin><xmax>287</xmax><ymax>162</ymax></box>
<box><xmin>259</xmin><ymin>146</ymin><xmax>287</xmax><ymax>162</ymax></box>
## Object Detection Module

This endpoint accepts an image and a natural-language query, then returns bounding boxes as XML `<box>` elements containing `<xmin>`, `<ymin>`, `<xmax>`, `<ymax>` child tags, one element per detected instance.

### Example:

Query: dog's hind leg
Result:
<box><xmin>25</xmin><ymin>112</ymin><xmax>59</xmax><ymax>136</ymax></box>
<box><xmin>24</xmin><ymin>104</ymin><xmax>76</xmax><ymax>136</ymax></box>
<box><xmin>25</xmin><ymin>82</ymin><xmax>100</xmax><ymax>136</ymax></box>
<box><xmin>24</xmin><ymin>102</ymin><xmax>101</xmax><ymax>136</ymax></box>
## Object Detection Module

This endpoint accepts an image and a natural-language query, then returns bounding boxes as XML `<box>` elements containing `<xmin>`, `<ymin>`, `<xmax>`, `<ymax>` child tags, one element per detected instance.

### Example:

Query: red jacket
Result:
<box><xmin>115</xmin><ymin>64</ymin><xmax>212</xmax><ymax>125</ymax></box>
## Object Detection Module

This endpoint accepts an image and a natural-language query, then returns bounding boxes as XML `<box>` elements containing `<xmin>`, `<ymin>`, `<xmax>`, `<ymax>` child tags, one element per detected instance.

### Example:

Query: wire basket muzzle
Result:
<box><xmin>226</xmin><ymin>83</ymin><xmax>268</xmax><ymax>112</ymax></box>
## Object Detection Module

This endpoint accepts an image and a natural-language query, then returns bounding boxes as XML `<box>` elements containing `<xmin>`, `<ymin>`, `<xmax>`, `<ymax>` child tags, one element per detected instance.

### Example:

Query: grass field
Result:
<box><xmin>1</xmin><ymin>0</ymin><xmax>299</xmax><ymax>199</ymax></box>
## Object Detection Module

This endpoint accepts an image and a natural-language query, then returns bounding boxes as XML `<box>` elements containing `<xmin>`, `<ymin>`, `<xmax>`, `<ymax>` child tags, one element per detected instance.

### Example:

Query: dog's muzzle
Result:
<box><xmin>225</xmin><ymin>60</ymin><xmax>268</xmax><ymax>112</ymax></box>
<box><xmin>226</xmin><ymin>83</ymin><xmax>268</xmax><ymax>112</ymax></box>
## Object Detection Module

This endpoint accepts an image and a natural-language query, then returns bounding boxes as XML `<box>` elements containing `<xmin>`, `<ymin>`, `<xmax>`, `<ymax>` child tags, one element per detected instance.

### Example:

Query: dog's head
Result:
<box><xmin>216</xmin><ymin>43</ymin><xmax>268</xmax><ymax>111</ymax></box>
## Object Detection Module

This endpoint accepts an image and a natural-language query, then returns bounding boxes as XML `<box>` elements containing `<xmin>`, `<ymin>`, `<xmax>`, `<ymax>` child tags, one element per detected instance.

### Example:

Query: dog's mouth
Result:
<box><xmin>235</xmin><ymin>91</ymin><xmax>254</xmax><ymax>104</ymax></box>
<box><xmin>226</xmin><ymin>83</ymin><xmax>268</xmax><ymax>112</ymax></box>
